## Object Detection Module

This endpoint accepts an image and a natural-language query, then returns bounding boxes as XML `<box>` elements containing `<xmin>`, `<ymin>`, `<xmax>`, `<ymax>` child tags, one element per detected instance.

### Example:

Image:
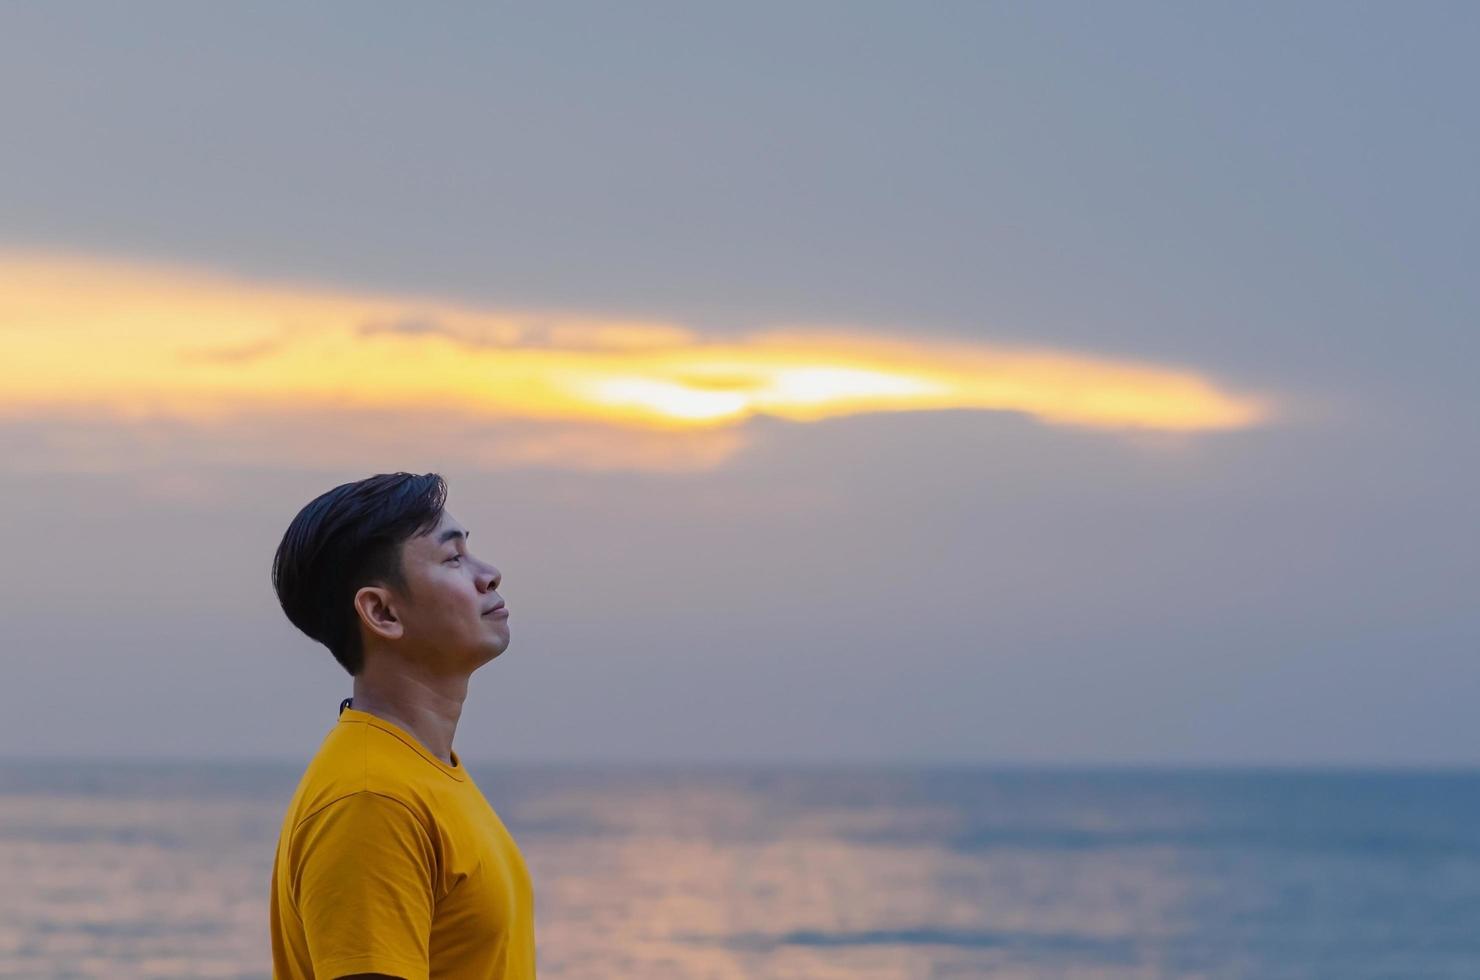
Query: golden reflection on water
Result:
<box><xmin>525</xmin><ymin>781</ymin><xmax>1191</xmax><ymax>979</ymax></box>
<box><xmin>0</xmin><ymin>774</ymin><xmax>1195</xmax><ymax>979</ymax></box>
<box><xmin>0</xmin><ymin>796</ymin><xmax>273</xmax><ymax>977</ymax></box>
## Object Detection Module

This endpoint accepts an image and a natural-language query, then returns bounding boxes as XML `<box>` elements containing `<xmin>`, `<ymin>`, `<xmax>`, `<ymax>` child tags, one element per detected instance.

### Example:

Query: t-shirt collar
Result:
<box><xmin>337</xmin><ymin>699</ymin><xmax>466</xmax><ymax>780</ymax></box>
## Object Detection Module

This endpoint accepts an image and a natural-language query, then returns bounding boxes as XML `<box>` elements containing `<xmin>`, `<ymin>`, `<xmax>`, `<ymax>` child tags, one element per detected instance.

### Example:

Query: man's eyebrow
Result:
<box><xmin>435</xmin><ymin>528</ymin><xmax>469</xmax><ymax>546</ymax></box>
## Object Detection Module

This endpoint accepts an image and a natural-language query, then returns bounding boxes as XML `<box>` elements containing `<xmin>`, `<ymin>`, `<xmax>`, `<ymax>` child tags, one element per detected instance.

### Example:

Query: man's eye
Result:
<box><xmin>445</xmin><ymin>555</ymin><xmax>461</xmax><ymax>564</ymax></box>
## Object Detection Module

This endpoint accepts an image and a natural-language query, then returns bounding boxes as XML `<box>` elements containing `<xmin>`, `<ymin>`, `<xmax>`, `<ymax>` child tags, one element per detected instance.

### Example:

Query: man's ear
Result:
<box><xmin>354</xmin><ymin>585</ymin><xmax>405</xmax><ymax>642</ymax></box>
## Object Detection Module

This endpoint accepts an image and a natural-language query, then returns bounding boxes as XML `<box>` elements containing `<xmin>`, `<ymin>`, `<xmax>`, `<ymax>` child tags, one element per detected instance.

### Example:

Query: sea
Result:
<box><xmin>0</xmin><ymin>761</ymin><xmax>1477</xmax><ymax>979</ymax></box>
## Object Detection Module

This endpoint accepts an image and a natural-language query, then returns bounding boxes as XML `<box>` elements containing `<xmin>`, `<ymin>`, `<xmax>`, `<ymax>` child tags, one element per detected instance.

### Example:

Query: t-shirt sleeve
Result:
<box><xmin>291</xmin><ymin>791</ymin><xmax>437</xmax><ymax>980</ymax></box>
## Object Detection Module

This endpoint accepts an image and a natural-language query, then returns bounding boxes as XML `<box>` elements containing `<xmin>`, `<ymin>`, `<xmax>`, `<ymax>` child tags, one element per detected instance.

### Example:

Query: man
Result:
<box><xmin>267</xmin><ymin>471</ymin><xmax>536</xmax><ymax>979</ymax></box>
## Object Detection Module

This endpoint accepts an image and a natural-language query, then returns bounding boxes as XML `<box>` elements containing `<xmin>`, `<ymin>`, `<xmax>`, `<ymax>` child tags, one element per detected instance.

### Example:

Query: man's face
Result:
<box><xmin>392</xmin><ymin>509</ymin><xmax>509</xmax><ymax>670</ymax></box>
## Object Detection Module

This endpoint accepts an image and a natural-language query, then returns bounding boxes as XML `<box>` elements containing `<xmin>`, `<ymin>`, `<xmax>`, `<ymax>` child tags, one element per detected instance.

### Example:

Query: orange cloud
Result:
<box><xmin>0</xmin><ymin>249</ymin><xmax>1272</xmax><ymax>471</ymax></box>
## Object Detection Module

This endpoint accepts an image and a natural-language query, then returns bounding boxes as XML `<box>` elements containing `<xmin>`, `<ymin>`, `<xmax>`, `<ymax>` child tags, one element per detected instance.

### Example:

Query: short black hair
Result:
<box><xmin>272</xmin><ymin>472</ymin><xmax>448</xmax><ymax>676</ymax></box>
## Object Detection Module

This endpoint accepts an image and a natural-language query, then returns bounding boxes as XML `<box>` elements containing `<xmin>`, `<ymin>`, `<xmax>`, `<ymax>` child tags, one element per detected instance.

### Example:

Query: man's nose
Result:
<box><xmin>479</xmin><ymin>561</ymin><xmax>502</xmax><ymax>591</ymax></box>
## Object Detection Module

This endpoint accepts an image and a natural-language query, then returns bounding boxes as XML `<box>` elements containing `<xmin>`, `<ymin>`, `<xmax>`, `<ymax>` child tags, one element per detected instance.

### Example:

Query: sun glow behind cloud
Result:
<box><xmin>0</xmin><ymin>250</ymin><xmax>1271</xmax><ymax>471</ymax></box>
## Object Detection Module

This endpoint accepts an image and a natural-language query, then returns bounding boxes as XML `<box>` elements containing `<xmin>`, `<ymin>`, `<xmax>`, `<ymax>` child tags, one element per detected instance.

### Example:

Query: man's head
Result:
<box><xmin>272</xmin><ymin>472</ymin><xmax>509</xmax><ymax>676</ymax></box>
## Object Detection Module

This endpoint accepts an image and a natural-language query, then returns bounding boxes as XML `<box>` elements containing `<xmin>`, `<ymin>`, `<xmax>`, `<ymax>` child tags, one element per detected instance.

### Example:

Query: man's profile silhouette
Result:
<box><xmin>266</xmin><ymin>471</ymin><xmax>535</xmax><ymax>979</ymax></box>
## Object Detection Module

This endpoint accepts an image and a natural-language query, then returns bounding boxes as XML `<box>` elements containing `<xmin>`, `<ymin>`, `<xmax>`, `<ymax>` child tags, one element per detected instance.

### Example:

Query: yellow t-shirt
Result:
<box><xmin>270</xmin><ymin>706</ymin><xmax>536</xmax><ymax>979</ymax></box>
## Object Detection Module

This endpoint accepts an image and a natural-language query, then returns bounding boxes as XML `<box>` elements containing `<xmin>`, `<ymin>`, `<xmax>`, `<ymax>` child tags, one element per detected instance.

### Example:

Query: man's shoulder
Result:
<box><xmin>288</xmin><ymin>725</ymin><xmax>439</xmax><ymax>836</ymax></box>
<box><xmin>291</xmin><ymin>787</ymin><xmax>431</xmax><ymax>842</ymax></box>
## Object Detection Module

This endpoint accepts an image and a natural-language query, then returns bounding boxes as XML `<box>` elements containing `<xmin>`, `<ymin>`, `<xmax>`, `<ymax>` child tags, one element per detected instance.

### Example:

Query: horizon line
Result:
<box><xmin>2</xmin><ymin>755</ymin><xmax>1477</xmax><ymax>775</ymax></box>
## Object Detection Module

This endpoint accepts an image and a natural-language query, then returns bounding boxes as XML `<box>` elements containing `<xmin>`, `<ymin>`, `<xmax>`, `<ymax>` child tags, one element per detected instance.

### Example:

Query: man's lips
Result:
<box><xmin>483</xmin><ymin>602</ymin><xmax>508</xmax><ymax>617</ymax></box>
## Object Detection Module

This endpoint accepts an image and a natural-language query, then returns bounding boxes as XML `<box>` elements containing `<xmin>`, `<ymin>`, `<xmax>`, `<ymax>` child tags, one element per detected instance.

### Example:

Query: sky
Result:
<box><xmin>1</xmin><ymin>2</ymin><xmax>1476</xmax><ymax>765</ymax></box>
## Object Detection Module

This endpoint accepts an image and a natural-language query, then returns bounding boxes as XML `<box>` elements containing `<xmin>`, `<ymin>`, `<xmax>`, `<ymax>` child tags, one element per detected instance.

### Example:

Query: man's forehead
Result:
<box><xmin>417</xmin><ymin>512</ymin><xmax>470</xmax><ymax>547</ymax></box>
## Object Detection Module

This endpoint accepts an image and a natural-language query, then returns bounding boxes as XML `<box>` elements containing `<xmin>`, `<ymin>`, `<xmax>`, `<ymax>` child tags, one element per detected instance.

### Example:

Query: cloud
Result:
<box><xmin>0</xmin><ymin>248</ymin><xmax>1274</xmax><ymax>472</ymax></box>
<box><xmin>357</xmin><ymin>314</ymin><xmax>460</xmax><ymax>341</ymax></box>
<box><xmin>355</xmin><ymin>312</ymin><xmax>695</xmax><ymax>352</ymax></box>
<box><xmin>177</xmin><ymin>335</ymin><xmax>292</xmax><ymax>365</ymax></box>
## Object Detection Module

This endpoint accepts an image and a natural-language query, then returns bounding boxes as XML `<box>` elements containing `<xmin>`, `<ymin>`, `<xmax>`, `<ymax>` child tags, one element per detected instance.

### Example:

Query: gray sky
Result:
<box><xmin>1</xmin><ymin>2</ymin><xmax>1476</xmax><ymax>764</ymax></box>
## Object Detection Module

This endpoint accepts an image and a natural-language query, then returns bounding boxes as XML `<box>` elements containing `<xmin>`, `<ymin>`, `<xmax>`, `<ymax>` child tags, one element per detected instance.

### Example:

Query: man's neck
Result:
<box><xmin>350</xmin><ymin>662</ymin><xmax>468</xmax><ymax>766</ymax></box>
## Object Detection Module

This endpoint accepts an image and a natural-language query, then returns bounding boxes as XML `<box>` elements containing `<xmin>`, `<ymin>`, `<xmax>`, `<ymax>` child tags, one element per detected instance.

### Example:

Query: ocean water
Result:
<box><xmin>1</xmin><ymin>762</ymin><xmax>1477</xmax><ymax>979</ymax></box>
